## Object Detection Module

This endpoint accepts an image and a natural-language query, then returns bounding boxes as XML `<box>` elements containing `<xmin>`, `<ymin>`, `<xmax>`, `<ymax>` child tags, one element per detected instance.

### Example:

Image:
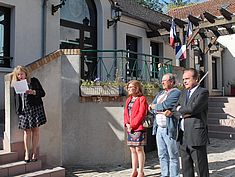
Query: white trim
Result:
<box><xmin>0</xmin><ymin>67</ymin><xmax>13</xmax><ymax>72</ymax></box>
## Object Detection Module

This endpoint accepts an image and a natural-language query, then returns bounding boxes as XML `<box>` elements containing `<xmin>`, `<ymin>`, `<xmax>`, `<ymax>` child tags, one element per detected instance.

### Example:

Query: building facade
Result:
<box><xmin>1</xmin><ymin>0</ymin><xmax>179</xmax><ymax>166</ymax></box>
<box><xmin>168</xmin><ymin>0</ymin><xmax>235</xmax><ymax>96</ymax></box>
<box><xmin>0</xmin><ymin>0</ymin><xmax>177</xmax><ymax>111</ymax></box>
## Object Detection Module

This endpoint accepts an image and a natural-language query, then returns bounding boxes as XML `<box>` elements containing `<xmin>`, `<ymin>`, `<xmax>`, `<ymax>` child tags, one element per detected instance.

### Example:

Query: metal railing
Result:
<box><xmin>80</xmin><ymin>49</ymin><xmax>173</xmax><ymax>83</ymax></box>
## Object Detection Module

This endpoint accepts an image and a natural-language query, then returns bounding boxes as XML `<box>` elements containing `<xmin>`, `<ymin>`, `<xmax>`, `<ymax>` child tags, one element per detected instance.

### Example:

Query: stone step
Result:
<box><xmin>209</xmin><ymin>97</ymin><xmax>235</xmax><ymax>103</ymax></box>
<box><xmin>208</xmin><ymin>107</ymin><xmax>226</xmax><ymax>113</ymax></box>
<box><xmin>208</xmin><ymin>124</ymin><xmax>235</xmax><ymax>132</ymax></box>
<box><xmin>0</xmin><ymin>160</ymin><xmax>41</xmax><ymax>177</ymax></box>
<box><xmin>208</xmin><ymin>113</ymin><xmax>228</xmax><ymax>119</ymax></box>
<box><xmin>208</xmin><ymin>130</ymin><xmax>235</xmax><ymax>140</ymax></box>
<box><xmin>15</xmin><ymin>166</ymin><xmax>65</xmax><ymax>177</ymax></box>
<box><xmin>0</xmin><ymin>151</ymin><xmax>18</xmax><ymax>165</ymax></box>
<box><xmin>207</xmin><ymin>118</ymin><xmax>221</xmax><ymax>125</ymax></box>
<box><xmin>208</xmin><ymin>102</ymin><xmax>225</xmax><ymax>107</ymax></box>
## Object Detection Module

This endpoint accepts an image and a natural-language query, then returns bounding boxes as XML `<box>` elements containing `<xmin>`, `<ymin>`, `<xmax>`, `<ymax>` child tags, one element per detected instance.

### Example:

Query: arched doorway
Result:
<box><xmin>60</xmin><ymin>0</ymin><xmax>97</xmax><ymax>80</ymax></box>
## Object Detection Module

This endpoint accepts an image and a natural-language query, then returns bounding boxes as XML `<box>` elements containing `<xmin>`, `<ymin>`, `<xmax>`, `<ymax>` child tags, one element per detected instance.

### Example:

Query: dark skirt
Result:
<box><xmin>127</xmin><ymin>130</ymin><xmax>147</xmax><ymax>146</ymax></box>
<box><xmin>18</xmin><ymin>103</ymin><xmax>47</xmax><ymax>130</ymax></box>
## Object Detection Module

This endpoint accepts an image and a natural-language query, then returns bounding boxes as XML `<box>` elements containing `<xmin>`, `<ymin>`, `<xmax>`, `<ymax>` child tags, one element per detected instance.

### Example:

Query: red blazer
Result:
<box><xmin>124</xmin><ymin>95</ymin><xmax>148</xmax><ymax>131</ymax></box>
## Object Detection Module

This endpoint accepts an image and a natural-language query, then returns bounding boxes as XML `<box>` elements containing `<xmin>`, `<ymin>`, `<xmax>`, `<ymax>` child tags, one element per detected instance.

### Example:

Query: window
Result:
<box><xmin>0</xmin><ymin>6</ymin><xmax>11</xmax><ymax>68</ymax></box>
<box><xmin>60</xmin><ymin>0</ymin><xmax>97</xmax><ymax>80</ymax></box>
<box><xmin>150</xmin><ymin>42</ymin><xmax>160</xmax><ymax>79</ymax></box>
<box><xmin>126</xmin><ymin>36</ymin><xmax>138</xmax><ymax>78</ymax></box>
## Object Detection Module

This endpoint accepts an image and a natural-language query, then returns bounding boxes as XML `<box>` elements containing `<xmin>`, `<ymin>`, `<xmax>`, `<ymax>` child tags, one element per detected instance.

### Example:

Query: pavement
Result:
<box><xmin>65</xmin><ymin>138</ymin><xmax>235</xmax><ymax>177</ymax></box>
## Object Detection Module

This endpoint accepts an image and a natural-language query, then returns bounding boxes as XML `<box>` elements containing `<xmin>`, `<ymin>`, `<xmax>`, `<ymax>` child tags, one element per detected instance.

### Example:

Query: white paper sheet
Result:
<box><xmin>12</xmin><ymin>79</ymin><xmax>29</xmax><ymax>94</ymax></box>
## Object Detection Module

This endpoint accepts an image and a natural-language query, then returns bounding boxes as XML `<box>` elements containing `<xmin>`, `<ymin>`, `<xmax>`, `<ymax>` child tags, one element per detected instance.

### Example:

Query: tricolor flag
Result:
<box><xmin>187</xmin><ymin>19</ymin><xmax>193</xmax><ymax>38</ymax></box>
<box><xmin>170</xmin><ymin>19</ymin><xmax>176</xmax><ymax>48</ymax></box>
<box><xmin>175</xmin><ymin>45</ymin><xmax>187</xmax><ymax>60</ymax></box>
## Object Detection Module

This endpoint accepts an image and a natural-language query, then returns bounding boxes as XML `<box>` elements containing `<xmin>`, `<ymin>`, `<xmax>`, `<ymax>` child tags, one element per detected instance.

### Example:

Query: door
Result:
<box><xmin>126</xmin><ymin>36</ymin><xmax>138</xmax><ymax>78</ymax></box>
<box><xmin>150</xmin><ymin>42</ymin><xmax>160</xmax><ymax>79</ymax></box>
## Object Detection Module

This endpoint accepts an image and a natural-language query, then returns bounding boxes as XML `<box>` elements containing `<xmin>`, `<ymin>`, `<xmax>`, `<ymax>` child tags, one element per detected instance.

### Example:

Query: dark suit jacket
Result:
<box><xmin>15</xmin><ymin>77</ymin><xmax>45</xmax><ymax>115</ymax></box>
<box><xmin>174</xmin><ymin>86</ymin><xmax>209</xmax><ymax>146</ymax></box>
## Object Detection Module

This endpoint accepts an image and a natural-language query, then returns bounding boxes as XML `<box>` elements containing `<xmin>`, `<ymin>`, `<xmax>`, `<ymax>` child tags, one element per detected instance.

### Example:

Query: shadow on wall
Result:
<box><xmin>62</xmin><ymin>93</ymin><xmax>128</xmax><ymax>166</ymax></box>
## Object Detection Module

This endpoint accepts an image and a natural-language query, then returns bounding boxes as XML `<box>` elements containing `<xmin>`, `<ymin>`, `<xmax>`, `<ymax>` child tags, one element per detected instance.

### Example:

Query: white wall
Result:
<box><xmin>0</xmin><ymin>0</ymin><xmax>61</xmax><ymax>110</ymax></box>
<box><xmin>0</xmin><ymin>69</ymin><xmax>11</xmax><ymax>109</ymax></box>
<box><xmin>222</xmin><ymin>48</ymin><xmax>235</xmax><ymax>95</ymax></box>
<box><xmin>1</xmin><ymin>0</ymin><xmax>42</xmax><ymax>65</ymax></box>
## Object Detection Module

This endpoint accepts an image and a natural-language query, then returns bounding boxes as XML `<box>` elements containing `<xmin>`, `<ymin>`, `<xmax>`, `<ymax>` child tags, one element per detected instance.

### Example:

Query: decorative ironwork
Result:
<box><xmin>107</xmin><ymin>3</ymin><xmax>122</xmax><ymax>28</ymax></box>
<box><xmin>52</xmin><ymin>0</ymin><xmax>66</xmax><ymax>15</ymax></box>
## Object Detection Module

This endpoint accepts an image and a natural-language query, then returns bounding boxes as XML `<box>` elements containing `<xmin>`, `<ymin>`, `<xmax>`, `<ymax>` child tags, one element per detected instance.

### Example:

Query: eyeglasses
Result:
<box><xmin>127</xmin><ymin>86</ymin><xmax>136</xmax><ymax>89</ymax></box>
<box><xmin>162</xmin><ymin>79</ymin><xmax>170</xmax><ymax>82</ymax></box>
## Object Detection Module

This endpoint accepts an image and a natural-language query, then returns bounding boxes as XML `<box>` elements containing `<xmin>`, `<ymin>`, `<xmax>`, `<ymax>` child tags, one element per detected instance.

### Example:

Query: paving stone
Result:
<box><xmin>65</xmin><ymin>138</ymin><xmax>235</xmax><ymax>177</ymax></box>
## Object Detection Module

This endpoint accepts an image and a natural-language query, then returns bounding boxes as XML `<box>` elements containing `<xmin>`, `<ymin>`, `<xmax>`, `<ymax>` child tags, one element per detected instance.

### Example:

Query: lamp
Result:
<box><xmin>107</xmin><ymin>3</ymin><xmax>122</xmax><ymax>28</ymax></box>
<box><xmin>52</xmin><ymin>0</ymin><xmax>66</xmax><ymax>15</ymax></box>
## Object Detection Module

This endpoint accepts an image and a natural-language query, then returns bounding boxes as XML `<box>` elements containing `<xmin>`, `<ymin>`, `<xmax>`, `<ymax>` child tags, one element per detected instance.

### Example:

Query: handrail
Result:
<box><xmin>81</xmin><ymin>49</ymin><xmax>172</xmax><ymax>63</ymax></box>
<box><xmin>4</xmin><ymin>48</ymin><xmax>173</xmax><ymax>83</ymax></box>
<box><xmin>80</xmin><ymin>49</ymin><xmax>173</xmax><ymax>82</ymax></box>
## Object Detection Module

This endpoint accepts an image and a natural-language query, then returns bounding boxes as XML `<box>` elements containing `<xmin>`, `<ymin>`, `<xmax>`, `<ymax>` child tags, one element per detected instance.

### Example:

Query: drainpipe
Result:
<box><xmin>114</xmin><ymin>22</ymin><xmax>117</xmax><ymax>79</ymax></box>
<box><xmin>42</xmin><ymin>0</ymin><xmax>48</xmax><ymax>57</ymax></box>
<box><xmin>221</xmin><ymin>47</ymin><xmax>225</xmax><ymax>96</ymax></box>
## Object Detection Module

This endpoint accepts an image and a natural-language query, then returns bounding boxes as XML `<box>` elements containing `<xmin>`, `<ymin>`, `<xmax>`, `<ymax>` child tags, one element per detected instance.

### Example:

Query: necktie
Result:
<box><xmin>186</xmin><ymin>90</ymin><xmax>191</xmax><ymax>104</ymax></box>
<box><xmin>181</xmin><ymin>90</ymin><xmax>191</xmax><ymax>131</ymax></box>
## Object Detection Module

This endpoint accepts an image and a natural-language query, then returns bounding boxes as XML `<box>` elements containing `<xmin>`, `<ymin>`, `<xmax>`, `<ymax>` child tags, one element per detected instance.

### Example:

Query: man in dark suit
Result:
<box><xmin>173</xmin><ymin>68</ymin><xmax>209</xmax><ymax>177</ymax></box>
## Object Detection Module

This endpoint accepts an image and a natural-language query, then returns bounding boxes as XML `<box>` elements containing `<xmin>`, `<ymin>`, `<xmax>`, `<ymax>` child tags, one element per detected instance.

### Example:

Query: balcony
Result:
<box><xmin>80</xmin><ymin>49</ymin><xmax>172</xmax><ymax>82</ymax></box>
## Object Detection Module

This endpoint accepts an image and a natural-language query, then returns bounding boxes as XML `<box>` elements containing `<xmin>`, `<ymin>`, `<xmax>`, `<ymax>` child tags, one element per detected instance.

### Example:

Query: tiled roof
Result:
<box><xmin>168</xmin><ymin>0</ymin><xmax>235</xmax><ymax>19</ymax></box>
<box><xmin>115</xmin><ymin>0</ymin><xmax>171</xmax><ymax>28</ymax></box>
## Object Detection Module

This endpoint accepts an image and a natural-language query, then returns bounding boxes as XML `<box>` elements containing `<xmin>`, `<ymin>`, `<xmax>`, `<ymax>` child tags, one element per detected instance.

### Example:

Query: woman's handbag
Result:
<box><xmin>142</xmin><ymin>111</ymin><xmax>154</xmax><ymax>128</ymax></box>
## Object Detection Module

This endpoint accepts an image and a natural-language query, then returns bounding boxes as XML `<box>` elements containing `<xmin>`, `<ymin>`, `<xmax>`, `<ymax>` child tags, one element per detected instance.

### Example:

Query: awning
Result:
<box><xmin>217</xmin><ymin>34</ymin><xmax>235</xmax><ymax>57</ymax></box>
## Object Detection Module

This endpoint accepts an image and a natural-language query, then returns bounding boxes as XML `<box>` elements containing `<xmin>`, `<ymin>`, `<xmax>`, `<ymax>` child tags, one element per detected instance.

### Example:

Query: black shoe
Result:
<box><xmin>31</xmin><ymin>158</ymin><xmax>38</xmax><ymax>162</ymax></box>
<box><xmin>24</xmin><ymin>159</ymin><xmax>30</xmax><ymax>163</ymax></box>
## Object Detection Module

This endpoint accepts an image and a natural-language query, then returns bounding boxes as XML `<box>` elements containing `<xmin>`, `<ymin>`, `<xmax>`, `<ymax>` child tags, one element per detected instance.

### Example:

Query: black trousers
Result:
<box><xmin>179</xmin><ymin>143</ymin><xmax>209</xmax><ymax>177</ymax></box>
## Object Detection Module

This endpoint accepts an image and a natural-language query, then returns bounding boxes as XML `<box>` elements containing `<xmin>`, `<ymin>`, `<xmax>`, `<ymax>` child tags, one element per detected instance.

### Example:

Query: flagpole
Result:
<box><xmin>198</xmin><ymin>71</ymin><xmax>209</xmax><ymax>85</ymax></box>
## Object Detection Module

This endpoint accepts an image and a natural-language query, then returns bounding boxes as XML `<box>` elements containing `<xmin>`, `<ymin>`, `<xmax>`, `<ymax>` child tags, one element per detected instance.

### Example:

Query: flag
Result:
<box><xmin>175</xmin><ymin>45</ymin><xmax>187</xmax><ymax>60</ymax></box>
<box><xmin>186</xmin><ymin>19</ymin><xmax>194</xmax><ymax>45</ymax></box>
<box><xmin>187</xmin><ymin>19</ymin><xmax>193</xmax><ymax>39</ymax></box>
<box><xmin>170</xmin><ymin>19</ymin><xmax>176</xmax><ymax>48</ymax></box>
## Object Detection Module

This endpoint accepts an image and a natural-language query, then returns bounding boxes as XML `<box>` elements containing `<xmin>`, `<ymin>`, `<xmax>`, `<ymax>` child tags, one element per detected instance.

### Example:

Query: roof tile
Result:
<box><xmin>168</xmin><ymin>0</ymin><xmax>235</xmax><ymax>19</ymax></box>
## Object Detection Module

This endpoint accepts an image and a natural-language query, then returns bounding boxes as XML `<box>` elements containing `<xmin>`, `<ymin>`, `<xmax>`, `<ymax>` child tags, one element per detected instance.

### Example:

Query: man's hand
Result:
<box><xmin>149</xmin><ymin>104</ymin><xmax>155</xmax><ymax>110</ymax></box>
<box><xmin>164</xmin><ymin>110</ymin><xmax>173</xmax><ymax>117</ymax></box>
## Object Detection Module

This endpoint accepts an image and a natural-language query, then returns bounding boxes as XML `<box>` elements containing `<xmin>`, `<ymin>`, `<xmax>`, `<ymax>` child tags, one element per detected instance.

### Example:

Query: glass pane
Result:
<box><xmin>61</xmin><ymin>0</ymin><xmax>90</xmax><ymax>25</ymax></box>
<box><xmin>60</xmin><ymin>26</ymin><xmax>80</xmax><ymax>48</ymax></box>
<box><xmin>84</xmin><ymin>31</ymin><xmax>93</xmax><ymax>49</ymax></box>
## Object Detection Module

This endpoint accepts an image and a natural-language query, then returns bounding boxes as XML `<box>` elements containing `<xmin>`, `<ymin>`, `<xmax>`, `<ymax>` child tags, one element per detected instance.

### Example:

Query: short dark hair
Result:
<box><xmin>184</xmin><ymin>68</ymin><xmax>199</xmax><ymax>80</ymax></box>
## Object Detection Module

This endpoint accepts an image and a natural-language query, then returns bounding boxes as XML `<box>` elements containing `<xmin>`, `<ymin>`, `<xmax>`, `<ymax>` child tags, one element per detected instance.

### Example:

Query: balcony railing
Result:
<box><xmin>80</xmin><ymin>49</ymin><xmax>173</xmax><ymax>83</ymax></box>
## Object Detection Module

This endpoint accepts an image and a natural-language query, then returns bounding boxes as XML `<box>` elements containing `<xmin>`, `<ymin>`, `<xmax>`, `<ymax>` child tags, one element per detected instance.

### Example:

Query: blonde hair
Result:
<box><xmin>11</xmin><ymin>65</ymin><xmax>31</xmax><ymax>86</ymax></box>
<box><xmin>126</xmin><ymin>80</ymin><xmax>143</xmax><ymax>96</ymax></box>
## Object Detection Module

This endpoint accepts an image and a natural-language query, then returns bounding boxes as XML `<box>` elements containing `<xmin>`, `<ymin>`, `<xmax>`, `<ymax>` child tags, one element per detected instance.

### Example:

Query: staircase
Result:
<box><xmin>0</xmin><ymin>150</ymin><xmax>65</xmax><ymax>177</ymax></box>
<box><xmin>0</xmin><ymin>112</ymin><xmax>65</xmax><ymax>177</ymax></box>
<box><xmin>208</xmin><ymin>97</ymin><xmax>235</xmax><ymax>139</ymax></box>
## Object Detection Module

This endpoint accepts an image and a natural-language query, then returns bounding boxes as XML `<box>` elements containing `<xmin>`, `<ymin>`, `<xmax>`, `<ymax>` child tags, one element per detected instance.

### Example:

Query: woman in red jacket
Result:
<box><xmin>124</xmin><ymin>80</ymin><xmax>148</xmax><ymax>177</ymax></box>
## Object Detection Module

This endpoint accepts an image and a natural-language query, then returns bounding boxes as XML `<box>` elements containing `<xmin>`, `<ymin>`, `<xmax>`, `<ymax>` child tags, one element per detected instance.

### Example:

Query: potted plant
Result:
<box><xmin>142</xmin><ymin>81</ymin><xmax>160</xmax><ymax>97</ymax></box>
<box><xmin>80</xmin><ymin>78</ymin><xmax>125</xmax><ymax>97</ymax></box>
